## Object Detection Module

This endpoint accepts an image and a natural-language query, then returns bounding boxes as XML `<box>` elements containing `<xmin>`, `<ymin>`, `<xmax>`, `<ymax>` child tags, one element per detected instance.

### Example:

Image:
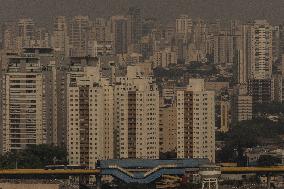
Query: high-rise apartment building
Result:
<box><xmin>272</xmin><ymin>26</ymin><xmax>280</xmax><ymax>60</ymax></box>
<box><xmin>245</xmin><ymin>20</ymin><xmax>273</xmax><ymax>105</ymax></box>
<box><xmin>192</xmin><ymin>18</ymin><xmax>208</xmax><ymax>54</ymax></box>
<box><xmin>232</xmin><ymin>95</ymin><xmax>253</xmax><ymax>123</ymax></box>
<box><xmin>114</xmin><ymin>66</ymin><xmax>159</xmax><ymax>159</ymax></box>
<box><xmin>67</xmin><ymin>65</ymin><xmax>114</xmax><ymax>168</ymax></box>
<box><xmin>32</xmin><ymin>28</ymin><xmax>50</xmax><ymax>48</ymax></box>
<box><xmin>231</xmin><ymin>85</ymin><xmax>253</xmax><ymax>123</ymax></box>
<box><xmin>248</xmin><ymin>79</ymin><xmax>272</xmax><ymax>105</ymax></box>
<box><xmin>214</xmin><ymin>31</ymin><xmax>234</xmax><ymax>65</ymax></box>
<box><xmin>248</xmin><ymin>20</ymin><xmax>273</xmax><ymax>80</ymax></box>
<box><xmin>140</xmin><ymin>36</ymin><xmax>153</xmax><ymax>60</ymax></box>
<box><xmin>220</xmin><ymin>101</ymin><xmax>230</xmax><ymax>133</ymax></box>
<box><xmin>127</xmin><ymin>7</ymin><xmax>142</xmax><ymax>45</ymax></box>
<box><xmin>67</xmin><ymin>65</ymin><xmax>159</xmax><ymax>166</ymax></box>
<box><xmin>93</xmin><ymin>18</ymin><xmax>109</xmax><ymax>43</ymax></box>
<box><xmin>2</xmin><ymin>22</ymin><xmax>18</xmax><ymax>51</ymax></box>
<box><xmin>112</xmin><ymin>16</ymin><xmax>128</xmax><ymax>54</ymax></box>
<box><xmin>2</xmin><ymin>48</ymin><xmax>58</xmax><ymax>153</ymax></box>
<box><xmin>91</xmin><ymin>18</ymin><xmax>113</xmax><ymax>56</ymax></box>
<box><xmin>159</xmin><ymin>101</ymin><xmax>177</xmax><ymax>154</ymax></box>
<box><xmin>153</xmin><ymin>48</ymin><xmax>177</xmax><ymax>68</ymax></box>
<box><xmin>176</xmin><ymin>15</ymin><xmax>193</xmax><ymax>38</ymax></box>
<box><xmin>69</xmin><ymin>16</ymin><xmax>90</xmax><ymax>57</ymax></box>
<box><xmin>51</xmin><ymin>16</ymin><xmax>69</xmax><ymax>56</ymax></box>
<box><xmin>235</xmin><ymin>24</ymin><xmax>249</xmax><ymax>85</ymax></box>
<box><xmin>176</xmin><ymin>79</ymin><xmax>215</xmax><ymax>162</ymax></box>
<box><xmin>17</xmin><ymin>18</ymin><xmax>35</xmax><ymax>48</ymax></box>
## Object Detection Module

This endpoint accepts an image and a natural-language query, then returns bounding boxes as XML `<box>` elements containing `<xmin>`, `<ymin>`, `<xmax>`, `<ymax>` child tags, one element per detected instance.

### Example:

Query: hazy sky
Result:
<box><xmin>0</xmin><ymin>0</ymin><xmax>283</xmax><ymax>24</ymax></box>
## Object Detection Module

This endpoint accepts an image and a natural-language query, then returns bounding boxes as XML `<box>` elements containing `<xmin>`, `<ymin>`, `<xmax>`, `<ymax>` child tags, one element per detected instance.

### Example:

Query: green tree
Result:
<box><xmin>216</xmin><ymin>118</ymin><xmax>284</xmax><ymax>163</ymax></box>
<box><xmin>254</xmin><ymin>102</ymin><xmax>284</xmax><ymax>114</ymax></box>
<box><xmin>257</xmin><ymin>155</ymin><xmax>282</xmax><ymax>166</ymax></box>
<box><xmin>159</xmin><ymin>151</ymin><xmax>177</xmax><ymax>159</ymax></box>
<box><xmin>0</xmin><ymin>144</ymin><xmax>67</xmax><ymax>169</ymax></box>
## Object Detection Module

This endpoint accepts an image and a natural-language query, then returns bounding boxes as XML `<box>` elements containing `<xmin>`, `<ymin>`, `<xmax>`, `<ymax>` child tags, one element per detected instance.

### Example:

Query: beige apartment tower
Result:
<box><xmin>159</xmin><ymin>102</ymin><xmax>177</xmax><ymax>154</ymax></box>
<box><xmin>114</xmin><ymin>66</ymin><xmax>159</xmax><ymax>159</ymax></box>
<box><xmin>248</xmin><ymin>20</ymin><xmax>273</xmax><ymax>80</ymax></box>
<box><xmin>67</xmin><ymin>65</ymin><xmax>114</xmax><ymax>168</ymax></box>
<box><xmin>51</xmin><ymin>16</ymin><xmax>69</xmax><ymax>56</ymax></box>
<box><xmin>2</xmin><ymin>48</ymin><xmax>59</xmax><ymax>153</ymax></box>
<box><xmin>177</xmin><ymin>79</ymin><xmax>215</xmax><ymax>162</ymax></box>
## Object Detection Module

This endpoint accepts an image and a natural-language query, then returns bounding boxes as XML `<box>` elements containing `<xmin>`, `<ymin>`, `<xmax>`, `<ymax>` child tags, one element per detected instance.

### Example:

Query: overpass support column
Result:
<box><xmin>201</xmin><ymin>178</ymin><xmax>218</xmax><ymax>189</ymax></box>
<box><xmin>96</xmin><ymin>175</ymin><xmax>102</xmax><ymax>189</ymax></box>
<box><xmin>199</xmin><ymin>165</ymin><xmax>221</xmax><ymax>189</ymax></box>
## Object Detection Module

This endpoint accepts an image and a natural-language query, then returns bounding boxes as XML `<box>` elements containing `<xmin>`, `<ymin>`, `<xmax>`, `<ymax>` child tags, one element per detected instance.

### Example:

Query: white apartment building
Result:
<box><xmin>248</xmin><ymin>20</ymin><xmax>273</xmax><ymax>80</ymax></box>
<box><xmin>176</xmin><ymin>79</ymin><xmax>215</xmax><ymax>162</ymax></box>
<box><xmin>176</xmin><ymin>15</ymin><xmax>193</xmax><ymax>37</ymax></box>
<box><xmin>153</xmin><ymin>48</ymin><xmax>177</xmax><ymax>68</ymax></box>
<box><xmin>232</xmin><ymin>95</ymin><xmax>253</xmax><ymax>122</ymax></box>
<box><xmin>69</xmin><ymin>16</ymin><xmax>90</xmax><ymax>57</ymax></box>
<box><xmin>17</xmin><ymin>18</ymin><xmax>35</xmax><ymax>48</ymax></box>
<box><xmin>51</xmin><ymin>16</ymin><xmax>69</xmax><ymax>56</ymax></box>
<box><xmin>214</xmin><ymin>31</ymin><xmax>234</xmax><ymax>65</ymax></box>
<box><xmin>114</xmin><ymin>67</ymin><xmax>159</xmax><ymax>159</ymax></box>
<box><xmin>2</xmin><ymin>49</ymin><xmax>58</xmax><ymax>153</ymax></box>
<box><xmin>67</xmin><ymin>66</ymin><xmax>114</xmax><ymax>168</ymax></box>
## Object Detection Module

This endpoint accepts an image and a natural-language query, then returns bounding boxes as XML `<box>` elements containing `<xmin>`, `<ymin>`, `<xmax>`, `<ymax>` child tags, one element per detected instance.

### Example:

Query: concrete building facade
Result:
<box><xmin>114</xmin><ymin>68</ymin><xmax>159</xmax><ymax>159</ymax></box>
<box><xmin>2</xmin><ymin>48</ymin><xmax>58</xmax><ymax>153</ymax></box>
<box><xmin>176</xmin><ymin>79</ymin><xmax>215</xmax><ymax>162</ymax></box>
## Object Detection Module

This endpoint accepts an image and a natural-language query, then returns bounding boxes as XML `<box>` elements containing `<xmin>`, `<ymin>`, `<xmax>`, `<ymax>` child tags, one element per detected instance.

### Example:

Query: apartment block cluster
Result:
<box><xmin>0</xmin><ymin>47</ymin><xmax>215</xmax><ymax>167</ymax></box>
<box><xmin>0</xmin><ymin>9</ymin><xmax>217</xmax><ymax>167</ymax></box>
<box><xmin>1</xmin><ymin>6</ymin><xmax>284</xmax><ymax>166</ymax></box>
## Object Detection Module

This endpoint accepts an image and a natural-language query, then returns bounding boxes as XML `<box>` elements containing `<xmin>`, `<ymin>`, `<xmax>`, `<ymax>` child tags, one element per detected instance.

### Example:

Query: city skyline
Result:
<box><xmin>0</xmin><ymin>9</ymin><xmax>283</xmax><ymax>162</ymax></box>
<box><xmin>1</xmin><ymin>1</ymin><xmax>284</xmax><ymax>188</ymax></box>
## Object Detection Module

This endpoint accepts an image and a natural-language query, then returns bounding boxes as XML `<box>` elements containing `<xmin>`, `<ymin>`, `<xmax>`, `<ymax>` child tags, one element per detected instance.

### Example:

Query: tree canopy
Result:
<box><xmin>257</xmin><ymin>155</ymin><xmax>282</xmax><ymax>166</ymax></box>
<box><xmin>0</xmin><ymin>144</ymin><xmax>67</xmax><ymax>169</ymax></box>
<box><xmin>254</xmin><ymin>102</ymin><xmax>284</xmax><ymax>114</ymax></box>
<box><xmin>216</xmin><ymin>118</ymin><xmax>284</xmax><ymax>163</ymax></box>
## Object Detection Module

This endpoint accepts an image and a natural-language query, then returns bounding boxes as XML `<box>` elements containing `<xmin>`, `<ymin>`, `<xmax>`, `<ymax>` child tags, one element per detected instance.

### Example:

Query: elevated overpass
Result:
<box><xmin>1</xmin><ymin>160</ymin><xmax>284</xmax><ymax>188</ymax></box>
<box><xmin>0</xmin><ymin>169</ymin><xmax>100</xmax><ymax>177</ymax></box>
<box><xmin>1</xmin><ymin>166</ymin><xmax>284</xmax><ymax>178</ymax></box>
<box><xmin>221</xmin><ymin>166</ymin><xmax>284</xmax><ymax>174</ymax></box>
<box><xmin>98</xmin><ymin>159</ymin><xmax>209</xmax><ymax>184</ymax></box>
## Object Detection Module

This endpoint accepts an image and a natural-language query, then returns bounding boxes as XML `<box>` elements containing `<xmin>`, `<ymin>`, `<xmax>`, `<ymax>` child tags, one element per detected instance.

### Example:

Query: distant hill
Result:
<box><xmin>0</xmin><ymin>0</ymin><xmax>283</xmax><ymax>25</ymax></box>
